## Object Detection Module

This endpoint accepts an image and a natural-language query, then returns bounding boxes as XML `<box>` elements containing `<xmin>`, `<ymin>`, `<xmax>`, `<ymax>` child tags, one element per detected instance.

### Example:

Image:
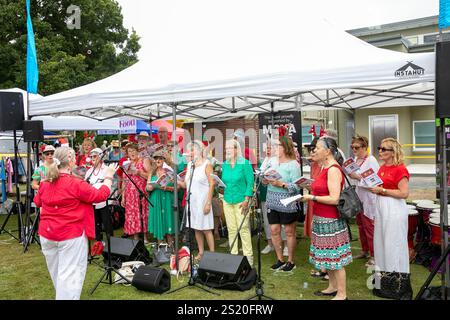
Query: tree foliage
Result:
<box><xmin>0</xmin><ymin>0</ymin><xmax>140</xmax><ymax>95</ymax></box>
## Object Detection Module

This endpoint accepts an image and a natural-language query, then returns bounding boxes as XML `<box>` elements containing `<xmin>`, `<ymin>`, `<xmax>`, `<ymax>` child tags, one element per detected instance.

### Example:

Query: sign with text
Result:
<box><xmin>119</xmin><ymin>119</ymin><xmax>137</xmax><ymax>134</ymax></box>
<box><xmin>258</xmin><ymin>111</ymin><xmax>302</xmax><ymax>158</ymax></box>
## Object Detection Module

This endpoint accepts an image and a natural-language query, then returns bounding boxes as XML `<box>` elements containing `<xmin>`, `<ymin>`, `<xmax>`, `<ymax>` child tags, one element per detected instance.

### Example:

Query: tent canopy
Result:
<box><xmin>29</xmin><ymin>0</ymin><xmax>434</xmax><ymax>120</ymax></box>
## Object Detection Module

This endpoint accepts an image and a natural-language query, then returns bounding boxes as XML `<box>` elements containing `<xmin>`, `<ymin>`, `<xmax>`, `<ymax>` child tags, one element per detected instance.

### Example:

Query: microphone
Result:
<box><xmin>104</xmin><ymin>159</ymin><xmax>119</xmax><ymax>164</ymax></box>
<box><xmin>102</xmin><ymin>145</ymin><xmax>113</xmax><ymax>154</ymax></box>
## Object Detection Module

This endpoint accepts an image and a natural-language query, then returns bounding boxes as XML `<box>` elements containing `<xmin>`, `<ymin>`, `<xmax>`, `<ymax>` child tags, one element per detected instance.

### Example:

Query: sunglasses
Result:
<box><xmin>377</xmin><ymin>147</ymin><xmax>394</xmax><ymax>152</ymax></box>
<box><xmin>43</xmin><ymin>152</ymin><xmax>54</xmax><ymax>156</ymax></box>
<box><xmin>351</xmin><ymin>145</ymin><xmax>361</xmax><ymax>150</ymax></box>
<box><xmin>153</xmin><ymin>156</ymin><xmax>164</xmax><ymax>160</ymax></box>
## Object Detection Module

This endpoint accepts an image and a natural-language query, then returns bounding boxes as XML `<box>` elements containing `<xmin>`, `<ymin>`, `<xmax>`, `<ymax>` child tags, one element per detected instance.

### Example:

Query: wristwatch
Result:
<box><xmin>312</xmin><ymin>195</ymin><xmax>317</xmax><ymax>202</ymax></box>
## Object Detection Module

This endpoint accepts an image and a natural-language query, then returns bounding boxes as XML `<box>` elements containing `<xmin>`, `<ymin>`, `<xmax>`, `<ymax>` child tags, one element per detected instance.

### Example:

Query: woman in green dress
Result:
<box><xmin>146</xmin><ymin>151</ymin><xmax>175</xmax><ymax>245</ymax></box>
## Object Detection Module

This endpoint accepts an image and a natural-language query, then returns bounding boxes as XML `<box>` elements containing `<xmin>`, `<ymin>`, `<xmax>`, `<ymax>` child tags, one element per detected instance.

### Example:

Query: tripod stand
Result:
<box><xmin>166</xmin><ymin>160</ymin><xmax>219</xmax><ymax>296</ymax></box>
<box><xmin>415</xmin><ymin>117</ymin><xmax>450</xmax><ymax>300</ymax></box>
<box><xmin>23</xmin><ymin>142</ymin><xmax>41</xmax><ymax>253</ymax></box>
<box><xmin>0</xmin><ymin>130</ymin><xmax>25</xmax><ymax>243</ymax></box>
<box><xmin>90</xmin><ymin>162</ymin><xmax>153</xmax><ymax>295</ymax></box>
<box><xmin>89</xmin><ymin>208</ymin><xmax>131</xmax><ymax>295</ymax></box>
<box><xmin>23</xmin><ymin>207</ymin><xmax>40</xmax><ymax>253</ymax></box>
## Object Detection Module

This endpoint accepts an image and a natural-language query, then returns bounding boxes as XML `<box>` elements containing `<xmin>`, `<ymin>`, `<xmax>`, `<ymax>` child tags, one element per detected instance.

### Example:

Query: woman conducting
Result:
<box><xmin>34</xmin><ymin>147</ymin><xmax>117</xmax><ymax>300</ymax></box>
<box><xmin>301</xmin><ymin>137</ymin><xmax>352</xmax><ymax>300</ymax></box>
<box><xmin>221</xmin><ymin>139</ymin><xmax>255</xmax><ymax>266</ymax></box>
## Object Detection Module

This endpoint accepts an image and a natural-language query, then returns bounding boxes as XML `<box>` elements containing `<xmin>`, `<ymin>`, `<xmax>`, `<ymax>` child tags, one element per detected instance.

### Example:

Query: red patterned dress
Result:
<box><xmin>123</xmin><ymin>159</ymin><xmax>149</xmax><ymax>235</ymax></box>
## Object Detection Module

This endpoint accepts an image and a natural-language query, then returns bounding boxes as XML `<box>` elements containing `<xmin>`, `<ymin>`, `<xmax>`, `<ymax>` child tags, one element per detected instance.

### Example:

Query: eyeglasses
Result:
<box><xmin>91</xmin><ymin>155</ymin><xmax>99</xmax><ymax>159</ymax></box>
<box><xmin>377</xmin><ymin>147</ymin><xmax>394</xmax><ymax>152</ymax></box>
<box><xmin>351</xmin><ymin>145</ymin><xmax>361</xmax><ymax>150</ymax></box>
<box><xmin>153</xmin><ymin>156</ymin><xmax>164</xmax><ymax>160</ymax></box>
<box><xmin>43</xmin><ymin>152</ymin><xmax>54</xmax><ymax>156</ymax></box>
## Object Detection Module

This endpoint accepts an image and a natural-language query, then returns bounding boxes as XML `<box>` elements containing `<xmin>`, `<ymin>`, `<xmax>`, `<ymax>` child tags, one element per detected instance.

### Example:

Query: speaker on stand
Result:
<box><xmin>0</xmin><ymin>92</ymin><xmax>25</xmax><ymax>244</ymax></box>
<box><xmin>22</xmin><ymin>120</ymin><xmax>44</xmax><ymax>142</ymax></box>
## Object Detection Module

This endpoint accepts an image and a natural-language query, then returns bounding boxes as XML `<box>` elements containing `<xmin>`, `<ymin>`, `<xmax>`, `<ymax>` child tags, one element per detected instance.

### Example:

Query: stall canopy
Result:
<box><xmin>29</xmin><ymin>0</ymin><xmax>435</xmax><ymax>120</ymax></box>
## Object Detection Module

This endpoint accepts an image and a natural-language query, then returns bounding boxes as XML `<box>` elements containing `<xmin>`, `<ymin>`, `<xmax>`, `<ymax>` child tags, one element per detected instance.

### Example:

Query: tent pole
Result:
<box><xmin>270</xmin><ymin>102</ymin><xmax>275</xmax><ymax>137</ymax></box>
<box><xmin>172</xmin><ymin>103</ymin><xmax>180</xmax><ymax>270</ymax></box>
<box><xmin>25</xmin><ymin>92</ymin><xmax>32</xmax><ymax>249</ymax></box>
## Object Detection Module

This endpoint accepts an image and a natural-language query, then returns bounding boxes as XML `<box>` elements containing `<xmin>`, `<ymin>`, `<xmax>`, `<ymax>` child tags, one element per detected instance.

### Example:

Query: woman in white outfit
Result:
<box><xmin>178</xmin><ymin>140</ymin><xmax>215</xmax><ymax>261</ymax></box>
<box><xmin>369</xmin><ymin>138</ymin><xmax>411</xmax><ymax>297</ymax></box>
<box><xmin>348</xmin><ymin>135</ymin><xmax>379</xmax><ymax>267</ymax></box>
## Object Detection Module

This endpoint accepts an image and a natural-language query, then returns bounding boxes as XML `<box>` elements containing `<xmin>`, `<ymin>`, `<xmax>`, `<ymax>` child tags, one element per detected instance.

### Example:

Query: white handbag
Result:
<box><xmin>114</xmin><ymin>261</ymin><xmax>145</xmax><ymax>285</ymax></box>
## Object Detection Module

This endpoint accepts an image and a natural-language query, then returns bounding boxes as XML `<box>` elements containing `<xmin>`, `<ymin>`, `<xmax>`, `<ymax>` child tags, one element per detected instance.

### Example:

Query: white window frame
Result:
<box><xmin>412</xmin><ymin>120</ymin><xmax>435</xmax><ymax>152</ymax></box>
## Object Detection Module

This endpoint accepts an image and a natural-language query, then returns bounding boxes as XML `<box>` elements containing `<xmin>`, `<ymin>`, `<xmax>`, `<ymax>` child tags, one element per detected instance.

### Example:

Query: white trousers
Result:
<box><xmin>261</xmin><ymin>201</ymin><xmax>286</xmax><ymax>241</ymax></box>
<box><xmin>374</xmin><ymin>196</ymin><xmax>410</xmax><ymax>273</ymax></box>
<box><xmin>40</xmin><ymin>233</ymin><xmax>88</xmax><ymax>300</ymax></box>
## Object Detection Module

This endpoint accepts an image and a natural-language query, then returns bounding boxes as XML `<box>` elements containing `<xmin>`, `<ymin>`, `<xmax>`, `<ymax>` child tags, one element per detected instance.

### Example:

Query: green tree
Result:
<box><xmin>0</xmin><ymin>0</ymin><xmax>140</xmax><ymax>95</ymax></box>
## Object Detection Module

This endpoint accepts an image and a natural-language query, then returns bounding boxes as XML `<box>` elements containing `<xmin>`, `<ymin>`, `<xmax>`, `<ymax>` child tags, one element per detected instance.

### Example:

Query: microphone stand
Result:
<box><xmin>90</xmin><ymin>161</ymin><xmax>154</xmax><ymax>296</ymax></box>
<box><xmin>85</xmin><ymin>149</ymin><xmax>110</xmax><ymax>264</ymax></box>
<box><xmin>166</xmin><ymin>159</ymin><xmax>219</xmax><ymax>296</ymax></box>
<box><xmin>119</xmin><ymin>162</ymin><xmax>154</xmax><ymax>237</ymax></box>
<box><xmin>247</xmin><ymin>172</ymin><xmax>274</xmax><ymax>300</ymax></box>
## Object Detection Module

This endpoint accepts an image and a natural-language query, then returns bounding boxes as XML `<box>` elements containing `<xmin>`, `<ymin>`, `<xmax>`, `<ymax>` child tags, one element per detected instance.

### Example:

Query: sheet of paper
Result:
<box><xmin>342</xmin><ymin>158</ymin><xmax>360</xmax><ymax>174</ymax></box>
<box><xmin>211</xmin><ymin>174</ymin><xmax>227</xmax><ymax>188</ymax></box>
<box><xmin>360</xmin><ymin>168</ymin><xmax>383</xmax><ymax>187</ymax></box>
<box><xmin>264</xmin><ymin>169</ymin><xmax>282</xmax><ymax>181</ymax></box>
<box><xmin>294</xmin><ymin>176</ymin><xmax>314</xmax><ymax>188</ymax></box>
<box><xmin>177</xmin><ymin>170</ymin><xmax>187</xmax><ymax>181</ymax></box>
<box><xmin>280</xmin><ymin>194</ymin><xmax>303</xmax><ymax>207</ymax></box>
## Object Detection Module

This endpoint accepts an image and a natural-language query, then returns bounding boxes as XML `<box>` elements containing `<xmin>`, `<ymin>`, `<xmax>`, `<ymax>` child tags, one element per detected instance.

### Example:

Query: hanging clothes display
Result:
<box><xmin>5</xmin><ymin>158</ymin><xmax>13</xmax><ymax>193</ymax></box>
<box><xmin>0</xmin><ymin>159</ymin><xmax>6</xmax><ymax>203</ymax></box>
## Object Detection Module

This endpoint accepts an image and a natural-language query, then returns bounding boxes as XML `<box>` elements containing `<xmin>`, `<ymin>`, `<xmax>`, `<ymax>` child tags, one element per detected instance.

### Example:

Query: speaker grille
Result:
<box><xmin>436</xmin><ymin>41</ymin><xmax>450</xmax><ymax>118</ymax></box>
<box><xmin>0</xmin><ymin>92</ymin><xmax>24</xmax><ymax>131</ymax></box>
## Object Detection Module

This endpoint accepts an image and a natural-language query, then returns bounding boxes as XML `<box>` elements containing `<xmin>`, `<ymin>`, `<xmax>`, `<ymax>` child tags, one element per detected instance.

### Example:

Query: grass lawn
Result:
<box><xmin>0</xmin><ymin>212</ymin><xmax>442</xmax><ymax>300</ymax></box>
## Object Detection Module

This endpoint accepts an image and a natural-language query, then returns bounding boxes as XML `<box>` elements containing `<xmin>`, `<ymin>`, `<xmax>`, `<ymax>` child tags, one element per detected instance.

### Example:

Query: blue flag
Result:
<box><xmin>440</xmin><ymin>0</ymin><xmax>450</xmax><ymax>29</ymax></box>
<box><xmin>26</xmin><ymin>0</ymin><xmax>38</xmax><ymax>93</ymax></box>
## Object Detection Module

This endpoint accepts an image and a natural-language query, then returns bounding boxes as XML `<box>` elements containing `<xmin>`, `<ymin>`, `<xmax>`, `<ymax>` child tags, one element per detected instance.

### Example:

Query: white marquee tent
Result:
<box><xmin>29</xmin><ymin>0</ymin><xmax>435</xmax><ymax>121</ymax></box>
<box><xmin>21</xmin><ymin>0</ymin><xmax>439</xmax><ymax>263</ymax></box>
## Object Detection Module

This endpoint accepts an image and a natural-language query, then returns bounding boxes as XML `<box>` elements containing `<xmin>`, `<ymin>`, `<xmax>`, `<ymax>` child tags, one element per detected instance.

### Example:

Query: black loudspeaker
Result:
<box><xmin>436</xmin><ymin>41</ymin><xmax>450</xmax><ymax>118</ymax></box>
<box><xmin>23</xmin><ymin>120</ymin><xmax>44</xmax><ymax>142</ymax></box>
<box><xmin>131</xmin><ymin>266</ymin><xmax>171</xmax><ymax>293</ymax></box>
<box><xmin>0</xmin><ymin>92</ymin><xmax>24</xmax><ymax>131</ymax></box>
<box><xmin>197</xmin><ymin>251</ymin><xmax>251</xmax><ymax>283</ymax></box>
<box><xmin>102</xmin><ymin>237</ymin><xmax>151</xmax><ymax>264</ymax></box>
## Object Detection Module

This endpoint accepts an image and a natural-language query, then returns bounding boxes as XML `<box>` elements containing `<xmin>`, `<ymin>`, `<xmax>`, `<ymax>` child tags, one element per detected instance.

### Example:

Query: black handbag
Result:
<box><xmin>336</xmin><ymin>170</ymin><xmax>363</xmax><ymax>220</ymax></box>
<box><xmin>373</xmin><ymin>271</ymin><xmax>413</xmax><ymax>300</ymax></box>
<box><xmin>152</xmin><ymin>243</ymin><xmax>172</xmax><ymax>266</ymax></box>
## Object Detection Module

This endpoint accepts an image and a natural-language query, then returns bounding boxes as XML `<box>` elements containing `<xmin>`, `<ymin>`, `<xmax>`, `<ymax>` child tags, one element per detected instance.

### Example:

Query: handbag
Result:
<box><xmin>373</xmin><ymin>271</ymin><xmax>413</xmax><ymax>300</ymax></box>
<box><xmin>336</xmin><ymin>169</ymin><xmax>363</xmax><ymax>220</ymax></box>
<box><xmin>153</xmin><ymin>242</ymin><xmax>173</xmax><ymax>266</ymax></box>
<box><xmin>169</xmin><ymin>246</ymin><xmax>191</xmax><ymax>278</ymax></box>
<box><xmin>114</xmin><ymin>261</ymin><xmax>145</xmax><ymax>285</ymax></box>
